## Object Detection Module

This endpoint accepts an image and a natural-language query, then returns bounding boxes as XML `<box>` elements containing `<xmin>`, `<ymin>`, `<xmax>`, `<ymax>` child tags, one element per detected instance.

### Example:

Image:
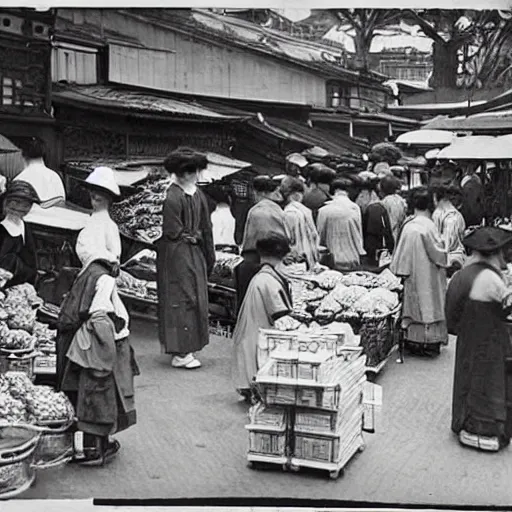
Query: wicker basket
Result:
<box><xmin>28</xmin><ymin>419</ymin><xmax>74</xmax><ymax>469</ymax></box>
<box><xmin>0</xmin><ymin>424</ymin><xmax>41</xmax><ymax>499</ymax></box>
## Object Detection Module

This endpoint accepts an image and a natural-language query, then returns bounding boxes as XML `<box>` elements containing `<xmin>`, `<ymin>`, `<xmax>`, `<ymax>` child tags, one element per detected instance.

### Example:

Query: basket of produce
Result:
<box><xmin>0</xmin><ymin>374</ymin><xmax>75</xmax><ymax>469</ymax></box>
<box><xmin>0</xmin><ymin>424</ymin><xmax>41</xmax><ymax>499</ymax></box>
<box><xmin>210</xmin><ymin>252</ymin><xmax>243</xmax><ymax>288</ymax></box>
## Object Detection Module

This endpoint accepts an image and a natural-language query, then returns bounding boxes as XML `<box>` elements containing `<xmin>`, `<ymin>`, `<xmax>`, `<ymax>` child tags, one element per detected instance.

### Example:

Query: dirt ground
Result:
<box><xmin>22</xmin><ymin>319</ymin><xmax>512</xmax><ymax>506</ymax></box>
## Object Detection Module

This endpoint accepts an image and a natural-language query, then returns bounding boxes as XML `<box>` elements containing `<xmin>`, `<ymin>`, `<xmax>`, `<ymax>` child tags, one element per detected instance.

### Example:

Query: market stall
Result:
<box><xmin>0</xmin><ymin>275</ymin><xmax>75</xmax><ymax>498</ymax></box>
<box><xmin>278</xmin><ymin>265</ymin><xmax>403</xmax><ymax>377</ymax></box>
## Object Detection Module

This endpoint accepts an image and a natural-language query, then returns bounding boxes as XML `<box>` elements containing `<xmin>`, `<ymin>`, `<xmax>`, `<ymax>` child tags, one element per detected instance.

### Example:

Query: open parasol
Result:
<box><xmin>436</xmin><ymin>135</ymin><xmax>512</xmax><ymax>160</ymax></box>
<box><xmin>396</xmin><ymin>130</ymin><xmax>457</xmax><ymax>146</ymax></box>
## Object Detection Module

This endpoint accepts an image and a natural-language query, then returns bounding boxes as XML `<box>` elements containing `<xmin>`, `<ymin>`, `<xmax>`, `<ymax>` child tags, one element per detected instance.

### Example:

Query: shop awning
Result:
<box><xmin>248</xmin><ymin>116</ymin><xmax>369</xmax><ymax>157</ymax></box>
<box><xmin>424</xmin><ymin>109</ymin><xmax>512</xmax><ymax>133</ymax></box>
<box><xmin>396</xmin><ymin>129</ymin><xmax>457</xmax><ymax>146</ymax></box>
<box><xmin>65</xmin><ymin>153</ymin><xmax>253</xmax><ymax>188</ymax></box>
<box><xmin>25</xmin><ymin>204</ymin><xmax>90</xmax><ymax>231</ymax></box>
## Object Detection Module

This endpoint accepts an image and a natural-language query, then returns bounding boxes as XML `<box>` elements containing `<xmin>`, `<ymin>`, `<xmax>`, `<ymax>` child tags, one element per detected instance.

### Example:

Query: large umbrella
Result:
<box><xmin>0</xmin><ymin>134</ymin><xmax>20</xmax><ymax>154</ymax></box>
<box><xmin>436</xmin><ymin>135</ymin><xmax>509</xmax><ymax>160</ymax></box>
<box><xmin>0</xmin><ymin>134</ymin><xmax>24</xmax><ymax>180</ymax></box>
<box><xmin>396</xmin><ymin>129</ymin><xmax>457</xmax><ymax>146</ymax></box>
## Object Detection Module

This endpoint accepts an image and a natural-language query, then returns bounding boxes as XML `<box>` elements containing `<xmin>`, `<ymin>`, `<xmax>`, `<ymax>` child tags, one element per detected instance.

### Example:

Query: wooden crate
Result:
<box><xmin>245</xmin><ymin>424</ymin><xmax>288</xmax><ymax>457</ymax></box>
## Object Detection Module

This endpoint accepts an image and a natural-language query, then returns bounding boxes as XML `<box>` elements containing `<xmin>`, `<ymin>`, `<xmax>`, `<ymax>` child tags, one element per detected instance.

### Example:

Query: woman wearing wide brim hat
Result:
<box><xmin>76</xmin><ymin>166</ymin><xmax>122</xmax><ymax>267</ymax></box>
<box><xmin>56</xmin><ymin>165</ymin><xmax>139</xmax><ymax>466</ymax></box>
<box><xmin>446</xmin><ymin>226</ymin><xmax>512</xmax><ymax>452</ymax></box>
<box><xmin>0</xmin><ymin>180</ymin><xmax>40</xmax><ymax>288</ymax></box>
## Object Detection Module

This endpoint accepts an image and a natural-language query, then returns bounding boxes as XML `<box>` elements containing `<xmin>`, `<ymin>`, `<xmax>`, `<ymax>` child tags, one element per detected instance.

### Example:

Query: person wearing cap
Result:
<box><xmin>380</xmin><ymin>175</ymin><xmax>407</xmax><ymax>244</ymax></box>
<box><xmin>0</xmin><ymin>180</ymin><xmax>40</xmax><ymax>288</ymax></box>
<box><xmin>302</xmin><ymin>164</ymin><xmax>336</xmax><ymax>223</ymax></box>
<box><xmin>285</xmin><ymin>152</ymin><xmax>308</xmax><ymax>177</ymax></box>
<box><xmin>56</xmin><ymin>166</ymin><xmax>138</xmax><ymax>466</ymax></box>
<box><xmin>446</xmin><ymin>227</ymin><xmax>512</xmax><ymax>452</ymax></box>
<box><xmin>317</xmin><ymin>177</ymin><xmax>365</xmax><ymax>272</ymax></box>
<box><xmin>431</xmin><ymin>181</ymin><xmax>466</xmax><ymax>277</ymax></box>
<box><xmin>232</xmin><ymin>234</ymin><xmax>292</xmax><ymax>403</ymax></box>
<box><xmin>157</xmin><ymin>147</ymin><xmax>215</xmax><ymax>370</ymax></box>
<box><xmin>280</xmin><ymin>176</ymin><xmax>319</xmax><ymax>270</ymax></box>
<box><xmin>390</xmin><ymin>187</ymin><xmax>449</xmax><ymax>357</ymax></box>
<box><xmin>236</xmin><ymin>175</ymin><xmax>289</xmax><ymax>307</ymax></box>
<box><xmin>14</xmin><ymin>137</ymin><xmax>66</xmax><ymax>209</ymax></box>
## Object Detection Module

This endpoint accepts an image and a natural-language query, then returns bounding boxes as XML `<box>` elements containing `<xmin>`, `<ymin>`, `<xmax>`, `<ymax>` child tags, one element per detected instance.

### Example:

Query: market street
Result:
<box><xmin>23</xmin><ymin>319</ymin><xmax>512</xmax><ymax>506</ymax></box>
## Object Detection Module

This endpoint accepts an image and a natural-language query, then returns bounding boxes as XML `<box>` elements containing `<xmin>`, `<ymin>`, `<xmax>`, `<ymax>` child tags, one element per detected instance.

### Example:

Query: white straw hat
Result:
<box><xmin>86</xmin><ymin>166</ymin><xmax>121</xmax><ymax>197</ymax></box>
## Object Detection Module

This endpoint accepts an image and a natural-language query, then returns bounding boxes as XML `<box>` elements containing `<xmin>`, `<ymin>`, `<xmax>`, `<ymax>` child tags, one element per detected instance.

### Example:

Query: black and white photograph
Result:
<box><xmin>0</xmin><ymin>3</ymin><xmax>512</xmax><ymax>509</ymax></box>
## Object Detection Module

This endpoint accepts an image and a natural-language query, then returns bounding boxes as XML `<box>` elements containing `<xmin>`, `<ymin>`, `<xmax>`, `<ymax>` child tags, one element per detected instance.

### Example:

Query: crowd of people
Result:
<box><xmin>0</xmin><ymin>140</ymin><xmax>511</xmax><ymax>470</ymax></box>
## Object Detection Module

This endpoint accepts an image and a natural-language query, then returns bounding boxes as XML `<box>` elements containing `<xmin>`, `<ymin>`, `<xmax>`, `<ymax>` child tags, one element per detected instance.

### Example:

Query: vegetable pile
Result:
<box><xmin>0</xmin><ymin>283</ymin><xmax>55</xmax><ymax>354</ymax></box>
<box><xmin>0</xmin><ymin>373</ymin><xmax>74</xmax><ymax>425</ymax></box>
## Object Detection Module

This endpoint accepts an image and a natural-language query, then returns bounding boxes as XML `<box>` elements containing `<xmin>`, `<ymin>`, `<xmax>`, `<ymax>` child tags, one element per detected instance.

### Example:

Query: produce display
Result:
<box><xmin>210</xmin><ymin>252</ymin><xmax>243</xmax><ymax>288</ymax></box>
<box><xmin>122</xmin><ymin>250</ymin><xmax>157</xmax><ymax>282</ymax></box>
<box><xmin>277</xmin><ymin>268</ymin><xmax>402</xmax><ymax>368</ymax></box>
<box><xmin>111</xmin><ymin>174</ymin><xmax>171</xmax><ymax>243</ymax></box>
<box><xmin>0</xmin><ymin>284</ymin><xmax>55</xmax><ymax>354</ymax></box>
<box><xmin>116</xmin><ymin>270</ymin><xmax>157</xmax><ymax>303</ymax></box>
<box><xmin>0</xmin><ymin>373</ymin><xmax>74</xmax><ymax>425</ymax></box>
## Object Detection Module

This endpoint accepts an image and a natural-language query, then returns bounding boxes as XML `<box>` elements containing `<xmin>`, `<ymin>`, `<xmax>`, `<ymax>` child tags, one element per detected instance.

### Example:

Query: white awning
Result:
<box><xmin>25</xmin><ymin>204</ymin><xmax>90</xmax><ymax>231</ymax></box>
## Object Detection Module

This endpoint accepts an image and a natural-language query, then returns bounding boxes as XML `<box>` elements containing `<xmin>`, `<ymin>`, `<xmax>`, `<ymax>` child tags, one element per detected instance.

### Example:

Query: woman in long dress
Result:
<box><xmin>446</xmin><ymin>227</ymin><xmax>512</xmax><ymax>452</ymax></box>
<box><xmin>157</xmin><ymin>148</ymin><xmax>215</xmax><ymax>370</ymax></box>
<box><xmin>232</xmin><ymin>234</ymin><xmax>293</xmax><ymax>403</ymax></box>
<box><xmin>390</xmin><ymin>186</ymin><xmax>449</xmax><ymax>356</ymax></box>
<box><xmin>57</xmin><ymin>166</ymin><xmax>138</xmax><ymax>466</ymax></box>
<box><xmin>0</xmin><ymin>180</ymin><xmax>40</xmax><ymax>287</ymax></box>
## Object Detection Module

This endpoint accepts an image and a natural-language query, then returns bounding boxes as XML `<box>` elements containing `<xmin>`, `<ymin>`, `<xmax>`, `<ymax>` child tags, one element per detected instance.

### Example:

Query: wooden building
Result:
<box><xmin>0</xmin><ymin>8</ymin><xmax>57</xmax><ymax>168</ymax></box>
<box><xmin>53</xmin><ymin>8</ymin><xmax>389</xmax><ymax>111</ymax></box>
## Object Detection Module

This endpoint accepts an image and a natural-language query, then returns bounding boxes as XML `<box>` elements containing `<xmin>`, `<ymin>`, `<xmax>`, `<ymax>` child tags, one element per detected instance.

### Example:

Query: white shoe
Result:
<box><xmin>172</xmin><ymin>354</ymin><xmax>201</xmax><ymax>369</ymax></box>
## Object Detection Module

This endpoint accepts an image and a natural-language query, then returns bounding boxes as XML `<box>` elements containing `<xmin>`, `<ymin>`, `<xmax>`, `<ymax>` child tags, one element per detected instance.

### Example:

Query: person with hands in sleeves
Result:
<box><xmin>157</xmin><ymin>147</ymin><xmax>215</xmax><ymax>370</ymax></box>
<box><xmin>0</xmin><ymin>180</ymin><xmax>40</xmax><ymax>287</ymax></box>
<box><xmin>57</xmin><ymin>166</ymin><xmax>138</xmax><ymax>467</ymax></box>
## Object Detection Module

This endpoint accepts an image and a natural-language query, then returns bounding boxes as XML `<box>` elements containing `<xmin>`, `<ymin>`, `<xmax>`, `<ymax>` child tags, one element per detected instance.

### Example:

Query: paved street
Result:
<box><xmin>23</xmin><ymin>319</ymin><xmax>512</xmax><ymax>506</ymax></box>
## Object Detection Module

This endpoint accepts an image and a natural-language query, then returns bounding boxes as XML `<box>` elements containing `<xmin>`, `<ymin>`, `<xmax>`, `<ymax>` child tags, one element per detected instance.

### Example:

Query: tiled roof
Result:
<box><xmin>247</xmin><ymin>116</ymin><xmax>369</xmax><ymax>157</ymax></box>
<box><xmin>55</xmin><ymin>16</ymin><xmax>144</xmax><ymax>47</ymax></box>
<box><xmin>52</xmin><ymin>84</ymin><xmax>248</xmax><ymax>121</ymax></box>
<box><xmin>127</xmin><ymin>9</ymin><xmax>386</xmax><ymax>89</ymax></box>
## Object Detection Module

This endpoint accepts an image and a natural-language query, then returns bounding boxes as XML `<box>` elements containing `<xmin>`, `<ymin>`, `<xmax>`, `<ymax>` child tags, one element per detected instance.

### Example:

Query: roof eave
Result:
<box><xmin>52</xmin><ymin>94</ymin><xmax>244</xmax><ymax>123</ymax></box>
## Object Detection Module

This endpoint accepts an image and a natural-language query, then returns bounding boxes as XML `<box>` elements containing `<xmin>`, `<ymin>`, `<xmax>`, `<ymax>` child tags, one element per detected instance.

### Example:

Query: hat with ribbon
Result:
<box><xmin>463</xmin><ymin>227</ymin><xmax>512</xmax><ymax>253</ymax></box>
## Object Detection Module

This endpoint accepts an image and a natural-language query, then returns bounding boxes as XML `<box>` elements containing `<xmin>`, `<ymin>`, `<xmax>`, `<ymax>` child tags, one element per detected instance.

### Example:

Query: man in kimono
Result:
<box><xmin>432</xmin><ymin>181</ymin><xmax>467</xmax><ymax>276</ymax></box>
<box><xmin>157</xmin><ymin>147</ymin><xmax>215</xmax><ymax>370</ymax></box>
<box><xmin>391</xmin><ymin>186</ymin><xmax>449</xmax><ymax>356</ymax></box>
<box><xmin>280</xmin><ymin>176</ymin><xmax>319</xmax><ymax>270</ymax></box>
<box><xmin>236</xmin><ymin>176</ymin><xmax>289</xmax><ymax>308</ymax></box>
<box><xmin>317</xmin><ymin>177</ymin><xmax>366</xmax><ymax>271</ymax></box>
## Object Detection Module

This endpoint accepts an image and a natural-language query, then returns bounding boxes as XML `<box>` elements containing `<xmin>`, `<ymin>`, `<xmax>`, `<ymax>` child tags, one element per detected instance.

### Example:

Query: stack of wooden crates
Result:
<box><xmin>246</xmin><ymin>327</ymin><xmax>380</xmax><ymax>479</ymax></box>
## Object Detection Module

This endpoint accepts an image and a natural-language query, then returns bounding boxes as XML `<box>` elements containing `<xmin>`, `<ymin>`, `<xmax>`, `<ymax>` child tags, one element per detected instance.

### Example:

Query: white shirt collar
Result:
<box><xmin>1</xmin><ymin>217</ymin><xmax>25</xmax><ymax>241</ymax></box>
